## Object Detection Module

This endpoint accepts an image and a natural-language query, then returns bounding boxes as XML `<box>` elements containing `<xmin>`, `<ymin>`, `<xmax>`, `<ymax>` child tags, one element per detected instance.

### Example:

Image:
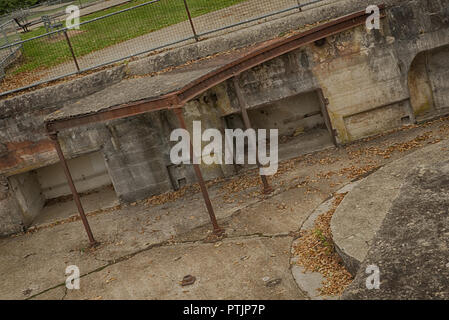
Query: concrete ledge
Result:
<box><xmin>0</xmin><ymin>65</ymin><xmax>127</xmax><ymax>112</ymax></box>
<box><xmin>290</xmin><ymin>181</ymin><xmax>359</xmax><ymax>300</ymax></box>
<box><xmin>331</xmin><ymin>139</ymin><xmax>449</xmax><ymax>276</ymax></box>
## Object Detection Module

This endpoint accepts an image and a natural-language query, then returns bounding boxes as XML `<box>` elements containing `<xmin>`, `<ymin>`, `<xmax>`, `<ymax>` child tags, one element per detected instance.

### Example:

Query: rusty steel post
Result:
<box><xmin>63</xmin><ymin>29</ymin><xmax>80</xmax><ymax>72</ymax></box>
<box><xmin>232</xmin><ymin>76</ymin><xmax>273</xmax><ymax>195</ymax></box>
<box><xmin>183</xmin><ymin>0</ymin><xmax>199</xmax><ymax>42</ymax></box>
<box><xmin>317</xmin><ymin>89</ymin><xmax>338</xmax><ymax>146</ymax></box>
<box><xmin>49</xmin><ymin>133</ymin><xmax>97</xmax><ymax>246</ymax></box>
<box><xmin>173</xmin><ymin>108</ymin><xmax>223</xmax><ymax>235</ymax></box>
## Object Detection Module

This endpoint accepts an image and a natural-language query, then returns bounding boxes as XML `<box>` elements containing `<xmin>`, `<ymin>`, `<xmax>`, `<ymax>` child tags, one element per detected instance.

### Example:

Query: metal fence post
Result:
<box><xmin>182</xmin><ymin>0</ymin><xmax>199</xmax><ymax>42</ymax></box>
<box><xmin>63</xmin><ymin>29</ymin><xmax>81</xmax><ymax>72</ymax></box>
<box><xmin>1</xmin><ymin>24</ymin><xmax>12</xmax><ymax>54</ymax></box>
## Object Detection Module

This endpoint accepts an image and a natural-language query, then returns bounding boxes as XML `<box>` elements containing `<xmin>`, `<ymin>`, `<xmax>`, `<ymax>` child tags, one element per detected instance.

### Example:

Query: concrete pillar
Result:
<box><xmin>103</xmin><ymin>114</ymin><xmax>173</xmax><ymax>203</ymax></box>
<box><xmin>0</xmin><ymin>175</ymin><xmax>24</xmax><ymax>236</ymax></box>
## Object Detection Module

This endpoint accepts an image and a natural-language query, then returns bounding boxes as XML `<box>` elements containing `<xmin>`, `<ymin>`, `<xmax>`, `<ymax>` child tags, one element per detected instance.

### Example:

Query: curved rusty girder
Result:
<box><xmin>44</xmin><ymin>6</ymin><xmax>385</xmax><ymax>245</ymax></box>
<box><xmin>45</xmin><ymin>6</ymin><xmax>384</xmax><ymax>133</ymax></box>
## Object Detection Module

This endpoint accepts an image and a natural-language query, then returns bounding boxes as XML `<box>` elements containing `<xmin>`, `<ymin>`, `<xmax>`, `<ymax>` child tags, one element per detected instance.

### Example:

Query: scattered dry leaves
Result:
<box><xmin>145</xmin><ymin>184</ymin><xmax>200</xmax><ymax>206</ymax></box>
<box><xmin>293</xmin><ymin>193</ymin><xmax>353</xmax><ymax>296</ymax></box>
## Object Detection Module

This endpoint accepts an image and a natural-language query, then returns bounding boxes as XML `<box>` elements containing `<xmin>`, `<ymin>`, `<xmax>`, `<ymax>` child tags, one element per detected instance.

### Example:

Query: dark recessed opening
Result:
<box><xmin>314</xmin><ymin>38</ymin><xmax>326</xmax><ymax>47</ymax></box>
<box><xmin>177</xmin><ymin>178</ymin><xmax>187</xmax><ymax>189</ymax></box>
<box><xmin>401</xmin><ymin>116</ymin><xmax>411</xmax><ymax>125</ymax></box>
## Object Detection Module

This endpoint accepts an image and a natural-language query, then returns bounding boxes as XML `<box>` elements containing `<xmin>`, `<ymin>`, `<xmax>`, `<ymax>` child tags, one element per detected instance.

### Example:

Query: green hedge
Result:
<box><xmin>0</xmin><ymin>0</ymin><xmax>46</xmax><ymax>16</ymax></box>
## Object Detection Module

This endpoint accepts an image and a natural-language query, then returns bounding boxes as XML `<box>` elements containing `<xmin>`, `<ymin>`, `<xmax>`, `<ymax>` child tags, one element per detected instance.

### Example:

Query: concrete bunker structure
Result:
<box><xmin>0</xmin><ymin>0</ymin><xmax>448</xmax><ymax>238</ymax></box>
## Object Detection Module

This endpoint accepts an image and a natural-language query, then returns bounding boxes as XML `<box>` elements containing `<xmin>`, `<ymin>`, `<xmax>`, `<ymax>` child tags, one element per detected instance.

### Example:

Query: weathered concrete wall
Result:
<box><xmin>34</xmin><ymin>151</ymin><xmax>111</xmax><ymax>199</ymax></box>
<box><xmin>0</xmin><ymin>0</ymin><xmax>448</xmax><ymax>235</ymax></box>
<box><xmin>182</xmin><ymin>90</ymin><xmax>235</xmax><ymax>180</ymax></box>
<box><xmin>0</xmin><ymin>66</ymin><xmax>126</xmax><ymax>177</ymax></box>
<box><xmin>225</xmin><ymin>0</ymin><xmax>449</xmax><ymax>143</ymax></box>
<box><xmin>0</xmin><ymin>176</ymin><xmax>23</xmax><ymax>236</ymax></box>
<box><xmin>226</xmin><ymin>91</ymin><xmax>324</xmax><ymax>137</ymax></box>
<box><xmin>426</xmin><ymin>45</ymin><xmax>449</xmax><ymax>112</ymax></box>
<box><xmin>408</xmin><ymin>51</ymin><xmax>435</xmax><ymax>119</ymax></box>
<box><xmin>9</xmin><ymin>171</ymin><xmax>45</xmax><ymax>226</ymax></box>
<box><xmin>102</xmin><ymin>112</ymin><xmax>175</xmax><ymax>203</ymax></box>
<box><xmin>408</xmin><ymin>44</ymin><xmax>449</xmax><ymax>121</ymax></box>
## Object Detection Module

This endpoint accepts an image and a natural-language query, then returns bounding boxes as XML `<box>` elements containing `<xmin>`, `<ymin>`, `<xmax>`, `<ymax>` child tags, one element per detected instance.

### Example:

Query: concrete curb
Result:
<box><xmin>290</xmin><ymin>181</ymin><xmax>360</xmax><ymax>300</ymax></box>
<box><xmin>0</xmin><ymin>65</ymin><xmax>127</xmax><ymax>112</ymax></box>
<box><xmin>331</xmin><ymin>139</ymin><xmax>449</xmax><ymax>277</ymax></box>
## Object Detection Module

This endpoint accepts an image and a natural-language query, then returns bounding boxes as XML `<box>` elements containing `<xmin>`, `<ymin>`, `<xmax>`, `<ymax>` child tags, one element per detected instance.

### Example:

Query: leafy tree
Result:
<box><xmin>0</xmin><ymin>0</ymin><xmax>47</xmax><ymax>16</ymax></box>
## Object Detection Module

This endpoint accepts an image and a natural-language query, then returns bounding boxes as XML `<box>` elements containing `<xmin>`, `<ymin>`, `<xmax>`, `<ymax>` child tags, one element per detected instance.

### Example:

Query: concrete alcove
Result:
<box><xmin>408</xmin><ymin>44</ymin><xmax>449</xmax><ymax>122</ymax></box>
<box><xmin>8</xmin><ymin>151</ymin><xmax>119</xmax><ymax>227</ymax></box>
<box><xmin>224</xmin><ymin>90</ymin><xmax>335</xmax><ymax>170</ymax></box>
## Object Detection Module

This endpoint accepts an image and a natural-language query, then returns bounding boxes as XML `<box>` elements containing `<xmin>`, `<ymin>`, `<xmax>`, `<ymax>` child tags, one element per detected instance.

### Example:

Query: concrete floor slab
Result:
<box><xmin>1</xmin><ymin>116</ymin><xmax>449</xmax><ymax>300</ymax></box>
<box><xmin>32</xmin><ymin>185</ymin><xmax>119</xmax><ymax>227</ymax></box>
<box><xmin>291</xmin><ymin>265</ymin><xmax>338</xmax><ymax>300</ymax></box>
<box><xmin>59</xmin><ymin>236</ymin><xmax>304</xmax><ymax>300</ymax></box>
<box><xmin>290</xmin><ymin>184</ymin><xmax>354</xmax><ymax>300</ymax></box>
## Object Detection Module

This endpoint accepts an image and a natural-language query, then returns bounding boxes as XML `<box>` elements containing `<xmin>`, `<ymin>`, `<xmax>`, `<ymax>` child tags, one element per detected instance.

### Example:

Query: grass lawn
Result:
<box><xmin>13</xmin><ymin>0</ymin><xmax>247</xmax><ymax>74</ymax></box>
<box><xmin>26</xmin><ymin>0</ymin><xmax>99</xmax><ymax>21</ymax></box>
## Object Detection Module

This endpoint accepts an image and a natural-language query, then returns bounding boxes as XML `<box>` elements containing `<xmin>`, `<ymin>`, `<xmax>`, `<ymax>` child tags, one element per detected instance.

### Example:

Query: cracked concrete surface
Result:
<box><xmin>343</xmin><ymin>156</ymin><xmax>449</xmax><ymax>299</ymax></box>
<box><xmin>1</xmin><ymin>116</ymin><xmax>449</xmax><ymax>300</ymax></box>
<box><xmin>332</xmin><ymin>139</ymin><xmax>449</xmax><ymax>276</ymax></box>
<box><xmin>40</xmin><ymin>236</ymin><xmax>301</xmax><ymax>300</ymax></box>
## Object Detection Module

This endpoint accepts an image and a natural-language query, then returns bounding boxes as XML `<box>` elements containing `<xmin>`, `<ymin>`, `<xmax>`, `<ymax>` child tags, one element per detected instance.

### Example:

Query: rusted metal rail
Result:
<box><xmin>46</xmin><ymin>6</ymin><xmax>385</xmax><ymax>133</ymax></box>
<box><xmin>45</xmin><ymin>7</ymin><xmax>385</xmax><ymax>244</ymax></box>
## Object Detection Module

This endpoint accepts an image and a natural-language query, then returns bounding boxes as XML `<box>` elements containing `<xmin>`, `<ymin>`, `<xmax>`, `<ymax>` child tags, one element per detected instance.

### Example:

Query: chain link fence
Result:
<box><xmin>0</xmin><ymin>20</ymin><xmax>22</xmax><ymax>81</ymax></box>
<box><xmin>1</xmin><ymin>1</ymin><xmax>125</xmax><ymax>33</ymax></box>
<box><xmin>0</xmin><ymin>0</ymin><xmax>332</xmax><ymax>96</ymax></box>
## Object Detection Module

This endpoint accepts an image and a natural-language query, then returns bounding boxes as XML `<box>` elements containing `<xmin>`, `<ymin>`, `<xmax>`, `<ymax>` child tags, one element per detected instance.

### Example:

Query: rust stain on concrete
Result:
<box><xmin>0</xmin><ymin>139</ymin><xmax>55</xmax><ymax>174</ymax></box>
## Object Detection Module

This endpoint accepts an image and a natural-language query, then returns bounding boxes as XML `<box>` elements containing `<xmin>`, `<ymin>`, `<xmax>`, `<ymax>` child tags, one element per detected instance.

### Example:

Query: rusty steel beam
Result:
<box><xmin>45</xmin><ymin>6</ymin><xmax>384</xmax><ymax>133</ymax></box>
<box><xmin>172</xmin><ymin>108</ymin><xmax>224</xmax><ymax>236</ymax></box>
<box><xmin>232</xmin><ymin>76</ymin><xmax>273</xmax><ymax>195</ymax></box>
<box><xmin>177</xmin><ymin>6</ymin><xmax>385</xmax><ymax>103</ymax></box>
<box><xmin>49</xmin><ymin>133</ymin><xmax>97</xmax><ymax>247</ymax></box>
<box><xmin>46</xmin><ymin>93</ymin><xmax>181</xmax><ymax>134</ymax></box>
<box><xmin>42</xmin><ymin>6</ymin><xmax>384</xmax><ymax>246</ymax></box>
